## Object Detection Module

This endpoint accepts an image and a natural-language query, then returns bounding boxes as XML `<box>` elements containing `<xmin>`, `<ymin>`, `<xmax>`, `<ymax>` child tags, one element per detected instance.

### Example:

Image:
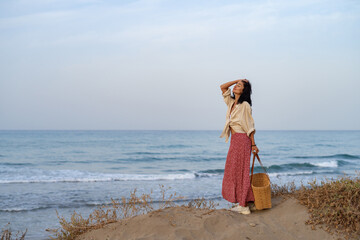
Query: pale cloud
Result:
<box><xmin>1</xmin><ymin>0</ymin><xmax>356</xmax><ymax>46</ymax></box>
<box><xmin>0</xmin><ymin>0</ymin><xmax>359</xmax><ymax>130</ymax></box>
<box><xmin>0</xmin><ymin>10</ymin><xmax>77</xmax><ymax>29</ymax></box>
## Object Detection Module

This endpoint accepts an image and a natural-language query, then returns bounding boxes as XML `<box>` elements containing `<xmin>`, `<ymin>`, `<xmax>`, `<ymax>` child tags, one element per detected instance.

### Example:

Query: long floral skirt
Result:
<box><xmin>222</xmin><ymin>132</ymin><xmax>255</xmax><ymax>207</ymax></box>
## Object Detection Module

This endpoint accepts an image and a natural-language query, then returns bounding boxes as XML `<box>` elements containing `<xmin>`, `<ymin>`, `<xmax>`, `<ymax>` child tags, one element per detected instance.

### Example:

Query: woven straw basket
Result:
<box><xmin>250</xmin><ymin>153</ymin><xmax>272</xmax><ymax>210</ymax></box>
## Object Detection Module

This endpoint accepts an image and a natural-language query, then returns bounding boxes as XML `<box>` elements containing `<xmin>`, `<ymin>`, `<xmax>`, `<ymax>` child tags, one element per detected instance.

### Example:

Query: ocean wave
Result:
<box><xmin>266</xmin><ymin>160</ymin><xmax>348</xmax><ymax>170</ymax></box>
<box><xmin>194</xmin><ymin>172</ymin><xmax>219</xmax><ymax>178</ymax></box>
<box><xmin>293</xmin><ymin>154</ymin><xmax>359</xmax><ymax>160</ymax></box>
<box><xmin>198</xmin><ymin>169</ymin><xmax>224</xmax><ymax>174</ymax></box>
<box><xmin>0</xmin><ymin>206</ymin><xmax>51</xmax><ymax>212</ymax></box>
<box><xmin>313</xmin><ymin>160</ymin><xmax>339</xmax><ymax>168</ymax></box>
<box><xmin>0</xmin><ymin>174</ymin><xmax>196</xmax><ymax>184</ymax></box>
<box><xmin>149</xmin><ymin>144</ymin><xmax>191</xmax><ymax>149</ymax></box>
<box><xmin>0</xmin><ymin>159</ymin><xmax>350</xmax><ymax>184</ymax></box>
<box><xmin>197</xmin><ymin>160</ymin><xmax>348</xmax><ymax>175</ymax></box>
<box><xmin>0</xmin><ymin>168</ymin><xmax>220</xmax><ymax>184</ymax></box>
<box><xmin>268</xmin><ymin>170</ymin><xmax>336</xmax><ymax>177</ymax></box>
<box><xmin>110</xmin><ymin>156</ymin><xmax>224</xmax><ymax>163</ymax></box>
<box><xmin>0</xmin><ymin>162</ymin><xmax>34</xmax><ymax>166</ymax></box>
<box><xmin>313</xmin><ymin>144</ymin><xmax>335</xmax><ymax>147</ymax></box>
<box><xmin>0</xmin><ymin>202</ymin><xmax>107</xmax><ymax>213</ymax></box>
<box><xmin>125</xmin><ymin>151</ymin><xmax>162</xmax><ymax>155</ymax></box>
<box><xmin>268</xmin><ymin>171</ymin><xmax>314</xmax><ymax>177</ymax></box>
<box><xmin>112</xmin><ymin>157</ymin><xmax>174</xmax><ymax>162</ymax></box>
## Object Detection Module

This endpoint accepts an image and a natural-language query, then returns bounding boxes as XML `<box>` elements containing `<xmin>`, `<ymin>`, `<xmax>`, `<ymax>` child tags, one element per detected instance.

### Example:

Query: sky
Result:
<box><xmin>0</xmin><ymin>0</ymin><xmax>359</xmax><ymax>130</ymax></box>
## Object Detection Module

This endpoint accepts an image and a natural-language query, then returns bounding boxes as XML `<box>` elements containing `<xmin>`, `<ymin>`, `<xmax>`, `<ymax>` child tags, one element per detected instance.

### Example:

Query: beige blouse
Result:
<box><xmin>219</xmin><ymin>88</ymin><xmax>256</xmax><ymax>143</ymax></box>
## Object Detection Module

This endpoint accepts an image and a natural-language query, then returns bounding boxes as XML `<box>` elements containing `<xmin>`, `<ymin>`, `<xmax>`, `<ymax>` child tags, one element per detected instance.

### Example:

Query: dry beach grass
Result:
<box><xmin>294</xmin><ymin>172</ymin><xmax>360</xmax><ymax>239</ymax></box>
<box><xmin>0</xmin><ymin>223</ymin><xmax>27</xmax><ymax>240</ymax></box>
<box><xmin>46</xmin><ymin>184</ymin><xmax>188</xmax><ymax>239</ymax></box>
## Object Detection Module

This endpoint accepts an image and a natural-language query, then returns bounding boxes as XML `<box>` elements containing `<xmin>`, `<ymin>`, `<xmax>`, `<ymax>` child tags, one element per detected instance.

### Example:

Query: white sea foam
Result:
<box><xmin>313</xmin><ymin>160</ymin><xmax>338</xmax><ymax>168</ymax></box>
<box><xmin>194</xmin><ymin>172</ymin><xmax>220</xmax><ymax>177</ymax></box>
<box><xmin>0</xmin><ymin>164</ymin><xmax>335</xmax><ymax>184</ymax></box>
<box><xmin>0</xmin><ymin>207</ymin><xmax>41</xmax><ymax>212</ymax></box>
<box><xmin>0</xmin><ymin>167</ymin><xmax>202</xmax><ymax>183</ymax></box>
<box><xmin>268</xmin><ymin>171</ymin><xmax>314</xmax><ymax>177</ymax></box>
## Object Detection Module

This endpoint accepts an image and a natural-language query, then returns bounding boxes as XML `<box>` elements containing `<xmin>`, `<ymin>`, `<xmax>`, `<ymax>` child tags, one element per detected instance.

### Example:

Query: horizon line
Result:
<box><xmin>0</xmin><ymin>129</ymin><xmax>359</xmax><ymax>131</ymax></box>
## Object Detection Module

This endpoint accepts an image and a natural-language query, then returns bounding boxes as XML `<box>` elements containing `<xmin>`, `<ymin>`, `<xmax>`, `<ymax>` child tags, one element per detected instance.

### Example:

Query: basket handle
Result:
<box><xmin>250</xmin><ymin>153</ymin><xmax>270</xmax><ymax>184</ymax></box>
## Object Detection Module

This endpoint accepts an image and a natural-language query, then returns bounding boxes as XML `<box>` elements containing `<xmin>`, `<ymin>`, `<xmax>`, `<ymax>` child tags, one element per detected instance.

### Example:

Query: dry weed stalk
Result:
<box><xmin>159</xmin><ymin>184</ymin><xmax>186</xmax><ymax>209</ymax></box>
<box><xmin>186</xmin><ymin>197</ymin><xmax>219</xmax><ymax>209</ymax></box>
<box><xmin>270</xmin><ymin>180</ymin><xmax>298</xmax><ymax>198</ymax></box>
<box><xmin>0</xmin><ymin>223</ymin><xmax>27</xmax><ymax>240</ymax></box>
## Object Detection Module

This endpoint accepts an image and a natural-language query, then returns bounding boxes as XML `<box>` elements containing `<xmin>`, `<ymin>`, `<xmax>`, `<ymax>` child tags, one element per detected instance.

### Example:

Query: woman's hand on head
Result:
<box><xmin>251</xmin><ymin>145</ymin><xmax>259</xmax><ymax>154</ymax></box>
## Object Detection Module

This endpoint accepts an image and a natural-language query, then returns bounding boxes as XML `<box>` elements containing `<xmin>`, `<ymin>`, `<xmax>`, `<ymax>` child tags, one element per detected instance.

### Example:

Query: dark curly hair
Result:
<box><xmin>231</xmin><ymin>80</ymin><xmax>252</xmax><ymax>106</ymax></box>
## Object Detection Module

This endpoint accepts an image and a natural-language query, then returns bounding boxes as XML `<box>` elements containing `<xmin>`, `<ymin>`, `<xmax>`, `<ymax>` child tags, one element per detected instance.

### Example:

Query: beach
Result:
<box><xmin>76</xmin><ymin>196</ymin><xmax>342</xmax><ymax>240</ymax></box>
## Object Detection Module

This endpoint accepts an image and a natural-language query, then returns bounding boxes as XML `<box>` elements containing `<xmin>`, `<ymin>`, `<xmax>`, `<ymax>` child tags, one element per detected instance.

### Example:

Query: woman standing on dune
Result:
<box><xmin>219</xmin><ymin>78</ymin><xmax>259</xmax><ymax>215</ymax></box>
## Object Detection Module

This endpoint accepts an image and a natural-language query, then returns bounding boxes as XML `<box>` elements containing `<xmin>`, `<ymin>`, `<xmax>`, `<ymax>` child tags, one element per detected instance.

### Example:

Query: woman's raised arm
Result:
<box><xmin>220</xmin><ymin>79</ymin><xmax>247</xmax><ymax>94</ymax></box>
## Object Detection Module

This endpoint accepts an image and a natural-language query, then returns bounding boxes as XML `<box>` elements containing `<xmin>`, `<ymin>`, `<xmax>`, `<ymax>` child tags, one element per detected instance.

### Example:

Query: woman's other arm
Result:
<box><xmin>249</xmin><ymin>131</ymin><xmax>259</xmax><ymax>154</ymax></box>
<box><xmin>241</xmin><ymin>102</ymin><xmax>259</xmax><ymax>154</ymax></box>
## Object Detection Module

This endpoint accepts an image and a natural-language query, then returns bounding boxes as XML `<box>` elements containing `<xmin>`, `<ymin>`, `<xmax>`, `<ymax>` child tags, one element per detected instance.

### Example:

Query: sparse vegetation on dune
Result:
<box><xmin>46</xmin><ymin>184</ymin><xmax>211</xmax><ymax>240</ymax></box>
<box><xmin>0</xmin><ymin>223</ymin><xmax>27</xmax><ymax>240</ymax></box>
<box><xmin>271</xmin><ymin>171</ymin><xmax>360</xmax><ymax>240</ymax></box>
<box><xmin>2</xmin><ymin>172</ymin><xmax>359</xmax><ymax>240</ymax></box>
<box><xmin>270</xmin><ymin>179</ymin><xmax>298</xmax><ymax>198</ymax></box>
<box><xmin>295</xmin><ymin>172</ymin><xmax>360</xmax><ymax>240</ymax></box>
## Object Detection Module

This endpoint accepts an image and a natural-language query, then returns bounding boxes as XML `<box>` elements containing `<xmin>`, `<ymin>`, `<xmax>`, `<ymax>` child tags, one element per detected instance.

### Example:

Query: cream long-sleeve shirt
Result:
<box><xmin>219</xmin><ymin>88</ymin><xmax>256</xmax><ymax>143</ymax></box>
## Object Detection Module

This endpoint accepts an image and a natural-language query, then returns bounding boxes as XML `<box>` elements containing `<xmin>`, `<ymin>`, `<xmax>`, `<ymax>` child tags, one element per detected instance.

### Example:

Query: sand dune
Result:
<box><xmin>76</xmin><ymin>196</ymin><xmax>341</xmax><ymax>240</ymax></box>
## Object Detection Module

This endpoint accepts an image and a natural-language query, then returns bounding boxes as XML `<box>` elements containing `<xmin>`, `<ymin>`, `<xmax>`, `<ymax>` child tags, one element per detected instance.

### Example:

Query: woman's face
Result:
<box><xmin>233</xmin><ymin>80</ymin><xmax>244</xmax><ymax>95</ymax></box>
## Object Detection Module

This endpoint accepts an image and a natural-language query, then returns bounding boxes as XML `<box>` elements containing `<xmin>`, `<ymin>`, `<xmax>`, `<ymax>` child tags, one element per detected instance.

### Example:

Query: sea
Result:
<box><xmin>0</xmin><ymin>130</ymin><xmax>359</xmax><ymax>239</ymax></box>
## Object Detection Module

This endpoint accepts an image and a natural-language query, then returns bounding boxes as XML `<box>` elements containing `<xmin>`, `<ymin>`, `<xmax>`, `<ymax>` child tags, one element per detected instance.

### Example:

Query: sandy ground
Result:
<box><xmin>76</xmin><ymin>196</ymin><xmax>343</xmax><ymax>240</ymax></box>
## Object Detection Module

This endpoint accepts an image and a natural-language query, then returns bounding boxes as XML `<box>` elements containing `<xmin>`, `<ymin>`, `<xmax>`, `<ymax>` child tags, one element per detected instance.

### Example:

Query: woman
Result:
<box><xmin>219</xmin><ymin>78</ymin><xmax>259</xmax><ymax>215</ymax></box>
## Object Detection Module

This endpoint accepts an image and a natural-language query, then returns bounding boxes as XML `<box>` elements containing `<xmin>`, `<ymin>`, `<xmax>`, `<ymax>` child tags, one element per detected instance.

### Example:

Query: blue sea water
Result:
<box><xmin>0</xmin><ymin>130</ymin><xmax>359</xmax><ymax>239</ymax></box>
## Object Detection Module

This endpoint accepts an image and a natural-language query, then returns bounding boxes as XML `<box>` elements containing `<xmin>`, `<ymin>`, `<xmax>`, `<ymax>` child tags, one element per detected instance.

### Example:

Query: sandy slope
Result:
<box><xmin>76</xmin><ymin>196</ymin><xmax>342</xmax><ymax>240</ymax></box>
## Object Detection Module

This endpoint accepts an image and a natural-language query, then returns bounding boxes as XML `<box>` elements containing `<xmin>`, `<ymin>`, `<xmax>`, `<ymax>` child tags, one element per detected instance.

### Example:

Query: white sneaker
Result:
<box><xmin>230</xmin><ymin>205</ymin><xmax>251</xmax><ymax>214</ymax></box>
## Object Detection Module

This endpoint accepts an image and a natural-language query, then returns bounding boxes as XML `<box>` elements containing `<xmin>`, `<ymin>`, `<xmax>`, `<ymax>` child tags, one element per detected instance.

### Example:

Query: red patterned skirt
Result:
<box><xmin>222</xmin><ymin>132</ymin><xmax>255</xmax><ymax>207</ymax></box>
